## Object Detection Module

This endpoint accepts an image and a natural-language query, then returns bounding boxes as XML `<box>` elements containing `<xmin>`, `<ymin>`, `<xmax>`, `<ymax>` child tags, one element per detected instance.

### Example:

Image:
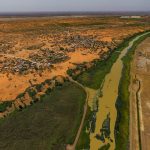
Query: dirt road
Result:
<box><xmin>130</xmin><ymin>37</ymin><xmax>150</xmax><ymax>150</ymax></box>
<box><xmin>66</xmin><ymin>77</ymin><xmax>89</xmax><ymax>150</ymax></box>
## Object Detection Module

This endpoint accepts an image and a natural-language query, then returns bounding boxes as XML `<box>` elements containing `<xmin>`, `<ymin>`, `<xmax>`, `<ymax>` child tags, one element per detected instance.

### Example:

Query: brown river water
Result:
<box><xmin>86</xmin><ymin>33</ymin><xmax>149</xmax><ymax>150</ymax></box>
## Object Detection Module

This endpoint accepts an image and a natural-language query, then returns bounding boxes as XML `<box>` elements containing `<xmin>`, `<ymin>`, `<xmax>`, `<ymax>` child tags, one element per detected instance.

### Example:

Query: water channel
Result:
<box><xmin>87</xmin><ymin>33</ymin><xmax>148</xmax><ymax>150</ymax></box>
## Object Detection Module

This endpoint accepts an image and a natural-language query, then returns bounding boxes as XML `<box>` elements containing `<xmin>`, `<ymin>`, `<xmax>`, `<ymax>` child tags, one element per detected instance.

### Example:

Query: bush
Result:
<box><xmin>45</xmin><ymin>88</ymin><xmax>52</xmax><ymax>94</ymax></box>
<box><xmin>35</xmin><ymin>84</ymin><xmax>42</xmax><ymax>92</ymax></box>
<box><xmin>0</xmin><ymin>101</ymin><xmax>12</xmax><ymax>112</ymax></box>
<box><xmin>28</xmin><ymin>89</ymin><xmax>37</xmax><ymax>98</ymax></box>
<box><xmin>60</xmin><ymin>47</ymin><xmax>64</xmax><ymax>50</ymax></box>
<box><xmin>16</xmin><ymin>93</ymin><xmax>25</xmax><ymax>99</ymax></box>
<box><xmin>67</xmin><ymin>69</ymin><xmax>73</xmax><ymax>76</ymax></box>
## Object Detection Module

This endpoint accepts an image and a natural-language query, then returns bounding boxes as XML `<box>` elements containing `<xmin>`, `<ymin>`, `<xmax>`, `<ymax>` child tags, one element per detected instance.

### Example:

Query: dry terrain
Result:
<box><xmin>130</xmin><ymin>37</ymin><xmax>150</xmax><ymax>150</ymax></box>
<box><xmin>0</xmin><ymin>16</ymin><xmax>150</xmax><ymax>102</ymax></box>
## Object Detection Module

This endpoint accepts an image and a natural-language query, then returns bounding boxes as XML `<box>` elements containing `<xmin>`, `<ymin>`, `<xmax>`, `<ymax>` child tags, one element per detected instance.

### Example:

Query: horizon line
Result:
<box><xmin>0</xmin><ymin>11</ymin><xmax>149</xmax><ymax>17</ymax></box>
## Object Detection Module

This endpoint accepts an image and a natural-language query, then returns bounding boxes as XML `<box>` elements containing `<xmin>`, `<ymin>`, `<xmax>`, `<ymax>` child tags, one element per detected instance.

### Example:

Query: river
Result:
<box><xmin>87</xmin><ymin>33</ymin><xmax>149</xmax><ymax>150</ymax></box>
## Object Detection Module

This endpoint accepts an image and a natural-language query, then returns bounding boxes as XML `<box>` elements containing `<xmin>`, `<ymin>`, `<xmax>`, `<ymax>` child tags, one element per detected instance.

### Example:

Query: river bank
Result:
<box><xmin>129</xmin><ymin>36</ymin><xmax>150</xmax><ymax>150</ymax></box>
<box><xmin>89</xmin><ymin>31</ymin><xmax>150</xmax><ymax>150</ymax></box>
<box><xmin>72</xmin><ymin>30</ymin><xmax>150</xmax><ymax>150</ymax></box>
<box><xmin>115</xmin><ymin>32</ymin><xmax>150</xmax><ymax>150</ymax></box>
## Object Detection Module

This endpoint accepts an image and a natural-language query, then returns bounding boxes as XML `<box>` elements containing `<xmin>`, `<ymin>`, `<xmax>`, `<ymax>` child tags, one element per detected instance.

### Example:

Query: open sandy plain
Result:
<box><xmin>0</xmin><ymin>16</ymin><xmax>150</xmax><ymax>101</ymax></box>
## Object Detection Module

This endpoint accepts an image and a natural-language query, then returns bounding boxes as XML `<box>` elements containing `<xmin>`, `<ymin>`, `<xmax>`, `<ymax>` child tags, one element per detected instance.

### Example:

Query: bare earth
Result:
<box><xmin>130</xmin><ymin>37</ymin><xmax>150</xmax><ymax>150</ymax></box>
<box><xmin>0</xmin><ymin>16</ymin><xmax>149</xmax><ymax>102</ymax></box>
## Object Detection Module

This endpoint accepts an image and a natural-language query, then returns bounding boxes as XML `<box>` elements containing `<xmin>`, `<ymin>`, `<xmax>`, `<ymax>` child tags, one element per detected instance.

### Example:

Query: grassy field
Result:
<box><xmin>115</xmin><ymin>32</ymin><xmax>150</xmax><ymax>150</ymax></box>
<box><xmin>76</xmin><ymin>106</ymin><xmax>92</xmax><ymax>150</ymax></box>
<box><xmin>0</xmin><ymin>82</ymin><xmax>86</xmax><ymax>150</ymax></box>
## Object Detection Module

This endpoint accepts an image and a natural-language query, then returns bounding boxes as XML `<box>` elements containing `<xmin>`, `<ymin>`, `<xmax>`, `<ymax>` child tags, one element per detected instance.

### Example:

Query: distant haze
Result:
<box><xmin>0</xmin><ymin>0</ymin><xmax>149</xmax><ymax>13</ymax></box>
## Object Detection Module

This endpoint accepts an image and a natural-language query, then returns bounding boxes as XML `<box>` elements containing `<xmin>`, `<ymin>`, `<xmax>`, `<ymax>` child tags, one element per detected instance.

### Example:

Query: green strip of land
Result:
<box><xmin>115</xmin><ymin>32</ymin><xmax>150</xmax><ymax>150</ymax></box>
<box><xmin>0</xmin><ymin>82</ymin><xmax>86</xmax><ymax>150</ymax></box>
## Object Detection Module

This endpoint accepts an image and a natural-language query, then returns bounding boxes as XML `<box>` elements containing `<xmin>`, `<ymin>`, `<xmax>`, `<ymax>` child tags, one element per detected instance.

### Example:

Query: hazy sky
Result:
<box><xmin>0</xmin><ymin>0</ymin><xmax>149</xmax><ymax>12</ymax></box>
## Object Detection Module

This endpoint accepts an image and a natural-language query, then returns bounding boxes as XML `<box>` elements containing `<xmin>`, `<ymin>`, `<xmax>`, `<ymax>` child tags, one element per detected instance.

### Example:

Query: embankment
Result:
<box><xmin>115</xmin><ymin>32</ymin><xmax>150</xmax><ymax>150</ymax></box>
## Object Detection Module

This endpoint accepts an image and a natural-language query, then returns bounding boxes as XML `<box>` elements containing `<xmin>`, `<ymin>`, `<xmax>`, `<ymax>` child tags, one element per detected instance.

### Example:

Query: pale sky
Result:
<box><xmin>0</xmin><ymin>0</ymin><xmax>149</xmax><ymax>12</ymax></box>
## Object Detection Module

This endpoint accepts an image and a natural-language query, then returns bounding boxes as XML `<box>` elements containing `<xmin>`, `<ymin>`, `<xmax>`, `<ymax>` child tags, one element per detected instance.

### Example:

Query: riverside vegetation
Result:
<box><xmin>115</xmin><ymin>31</ymin><xmax>150</xmax><ymax>150</ymax></box>
<box><xmin>69</xmin><ymin>31</ymin><xmax>150</xmax><ymax>149</ymax></box>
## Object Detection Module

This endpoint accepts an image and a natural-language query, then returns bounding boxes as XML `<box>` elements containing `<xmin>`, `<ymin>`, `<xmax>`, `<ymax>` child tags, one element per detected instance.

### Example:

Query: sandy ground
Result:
<box><xmin>0</xmin><ymin>16</ymin><xmax>150</xmax><ymax>101</ymax></box>
<box><xmin>0</xmin><ymin>51</ymin><xmax>98</xmax><ymax>101</ymax></box>
<box><xmin>130</xmin><ymin>37</ymin><xmax>150</xmax><ymax>150</ymax></box>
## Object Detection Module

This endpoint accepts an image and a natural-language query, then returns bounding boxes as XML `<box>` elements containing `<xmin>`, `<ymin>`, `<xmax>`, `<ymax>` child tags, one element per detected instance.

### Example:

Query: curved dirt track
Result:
<box><xmin>66</xmin><ymin>77</ymin><xmax>89</xmax><ymax>150</ymax></box>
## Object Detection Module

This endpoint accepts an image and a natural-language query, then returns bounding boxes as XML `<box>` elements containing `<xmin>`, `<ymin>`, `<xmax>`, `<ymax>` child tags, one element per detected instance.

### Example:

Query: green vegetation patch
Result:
<box><xmin>0</xmin><ymin>101</ymin><xmax>12</xmax><ymax>113</ymax></box>
<box><xmin>76</xmin><ymin>106</ymin><xmax>92</xmax><ymax>150</ymax></box>
<box><xmin>0</xmin><ymin>82</ymin><xmax>86</xmax><ymax>150</ymax></box>
<box><xmin>77</xmin><ymin>51</ymin><xmax>119</xmax><ymax>89</ymax></box>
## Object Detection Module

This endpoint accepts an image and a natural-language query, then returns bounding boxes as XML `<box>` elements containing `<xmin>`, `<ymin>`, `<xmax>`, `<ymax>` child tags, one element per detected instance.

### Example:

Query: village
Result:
<box><xmin>0</xmin><ymin>32</ymin><xmax>118</xmax><ymax>75</ymax></box>
<box><xmin>0</xmin><ymin>16</ymin><xmax>149</xmax><ymax>102</ymax></box>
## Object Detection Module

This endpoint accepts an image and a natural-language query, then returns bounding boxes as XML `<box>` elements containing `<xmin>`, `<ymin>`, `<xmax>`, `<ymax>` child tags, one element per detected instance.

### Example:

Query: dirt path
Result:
<box><xmin>130</xmin><ymin>67</ymin><xmax>140</xmax><ymax>149</ymax></box>
<box><xmin>130</xmin><ymin>36</ymin><xmax>150</xmax><ymax>150</ymax></box>
<box><xmin>136</xmin><ymin>77</ymin><xmax>143</xmax><ymax>150</ymax></box>
<box><xmin>66</xmin><ymin>77</ymin><xmax>89</xmax><ymax>150</ymax></box>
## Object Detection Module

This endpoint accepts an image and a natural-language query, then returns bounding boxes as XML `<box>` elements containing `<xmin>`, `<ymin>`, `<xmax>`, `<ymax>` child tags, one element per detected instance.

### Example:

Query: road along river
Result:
<box><xmin>88</xmin><ymin>33</ymin><xmax>149</xmax><ymax>150</ymax></box>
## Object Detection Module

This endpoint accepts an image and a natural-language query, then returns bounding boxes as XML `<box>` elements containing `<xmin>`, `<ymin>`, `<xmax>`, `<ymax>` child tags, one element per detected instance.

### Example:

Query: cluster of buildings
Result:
<box><xmin>0</xmin><ymin>57</ymin><xmax>40</xmax><ymax>74</ymax></box>
<box><xmin>0</xmin><ymin>45</ymin><xmax>70</xmax><ymax>74</ymax></box>
<box><xmin>0</xmin><ymin>41</ymin><xmax>15</xmax><ymax>54</ymax></box>
<box><xmin>29</xmin><ymin>48</ymin><xmax>70</xmax><ymax>64</ymax></box>
<box><xmin>62</xmin><ymin>35</ymin><xmax>117</xmax><ymax>53</ymax></box>
<box><xmin>0</xmin><ymin>31</ymin><xmax>119</xmax><ymax>76</ymax></box>
<box><xmin>120</xmin><ymin>16</ymin><xmax>141</xmax><ymax>19</ymax></box>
